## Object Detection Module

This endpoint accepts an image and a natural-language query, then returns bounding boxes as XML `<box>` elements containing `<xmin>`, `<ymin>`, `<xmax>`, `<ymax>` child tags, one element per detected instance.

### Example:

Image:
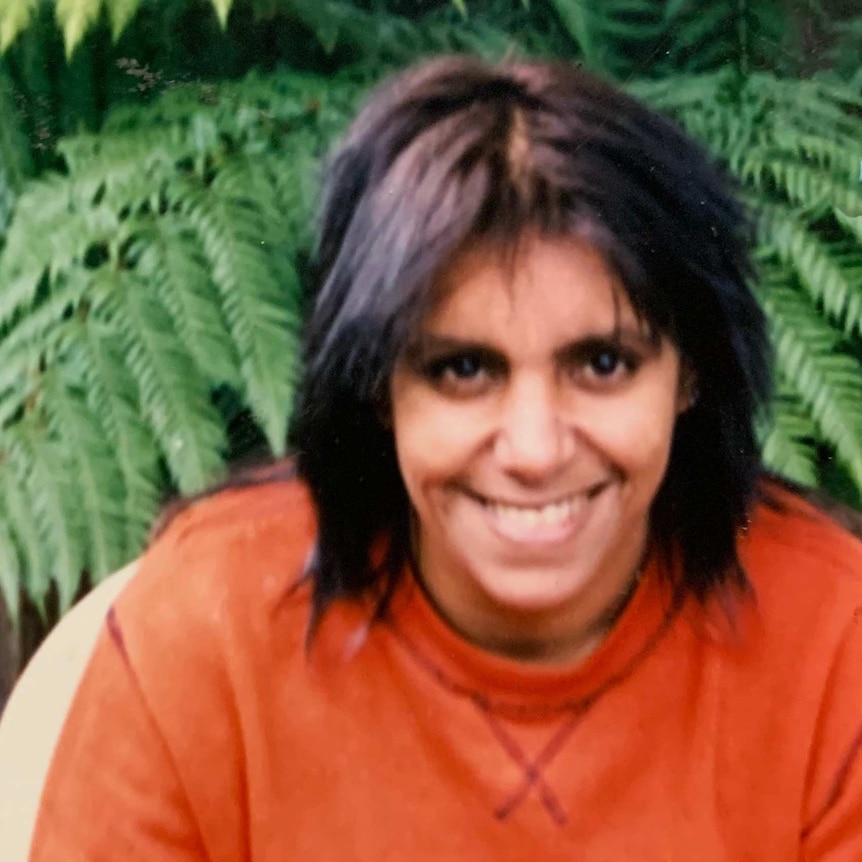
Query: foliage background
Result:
<box><xmin>0</xmin><ymin>0</ymin><xmax>860</xmax><ymax>635</ymax></box>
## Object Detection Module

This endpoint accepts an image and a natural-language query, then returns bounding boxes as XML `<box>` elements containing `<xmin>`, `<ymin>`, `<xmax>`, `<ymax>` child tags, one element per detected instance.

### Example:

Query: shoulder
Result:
<box><xmin>741</xmin><ymin>483</ymin><xmax>862</xmax><ymax>619</ymax></box>
<box><xmin>714</xmin><ymin>481</ymin><xmax>862</xmax><ymax>693</ymax></box>
<box><xmin>736</xmin><ymin>485</ymin><xmax>862</xmax><ymax>838</ymax></box>
<box><xmin>110</xmin><ymin>469</ymin><xmax>319</xmax><ymax>679</ymax></box>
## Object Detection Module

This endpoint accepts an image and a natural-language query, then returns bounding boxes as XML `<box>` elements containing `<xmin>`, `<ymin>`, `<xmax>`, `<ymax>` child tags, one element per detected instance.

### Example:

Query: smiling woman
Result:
<box><xmin>28</xmin><ymin>56</ymin><xmax>862</xmax><ymax>861</ymax></box>
<box><xmin>390</xmin><ymin>237</ymin><xmax>689</xmax><ymax>663</ymax></box>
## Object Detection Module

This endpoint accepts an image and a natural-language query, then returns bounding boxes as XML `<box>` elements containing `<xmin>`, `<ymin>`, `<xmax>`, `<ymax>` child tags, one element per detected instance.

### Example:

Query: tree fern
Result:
<box><xmin>543</xmin><ymin>0</ymin><xmax>818</xmax><ymax>79</ymax></box>
<box><xmin>1</xmin><ymin>1</ymin><xmax>861</xmax><ymax>618</ymax></box>
<box><xmin>0</xmin><ymin>63</ymin><xmax>32</xmax><ymax>237</ymax></box>
<box><xmin>0</xmin><ymin>0</ymin><xmax>471</xmax><ymax>56</ymax></box>
<box><xmin>625</xmin><ymin>64</ymin><xmax>862</xmax><ymax>496</ymax></box>
<box><xmin>0</xmin><ymin>68</ymin><xmax>359</xmax><ymax>607</ymax></box>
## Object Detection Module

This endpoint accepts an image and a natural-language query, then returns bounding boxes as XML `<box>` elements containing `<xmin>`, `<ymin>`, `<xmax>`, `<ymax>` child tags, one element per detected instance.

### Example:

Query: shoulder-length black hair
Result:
<box><xmin>290</xmin><ymin>54</ymin><xmax>772</xmax><ymax>619</ymax></box>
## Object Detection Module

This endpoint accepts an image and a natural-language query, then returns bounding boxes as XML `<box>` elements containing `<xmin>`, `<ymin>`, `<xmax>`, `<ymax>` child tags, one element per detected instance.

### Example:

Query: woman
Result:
<box><xmin>30</xmin><ymin>56</ymin><xmax>862</xmax><ymax>860</ymax></box>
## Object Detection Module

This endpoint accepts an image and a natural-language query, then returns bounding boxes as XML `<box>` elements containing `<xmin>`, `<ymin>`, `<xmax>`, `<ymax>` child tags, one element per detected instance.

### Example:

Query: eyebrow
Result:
<box><xmin>407</xmin><ymin>326</ymin><xmax>661</xmax><ymax>361</ymax></box>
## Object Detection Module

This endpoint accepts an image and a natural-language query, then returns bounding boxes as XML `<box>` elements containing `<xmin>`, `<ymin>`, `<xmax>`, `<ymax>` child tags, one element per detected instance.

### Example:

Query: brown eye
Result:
<box><xmin>589</xmin><ymin>349</ymin><xmax>623</xmax><ymax>377</ymax></box>
<box><xmin>574</xmin><ymin>343</ymin><xmax>641</xmax><ymax>389</ymax></box>
<box><xmin>421</xmin><ymin>350</ymin><xmax>502</xmax><ymax>396</ymax></box>
<box><xmin>424</xmin><ymin>349</ymin><xmax>497</xmax><ymax>382</ymax></box>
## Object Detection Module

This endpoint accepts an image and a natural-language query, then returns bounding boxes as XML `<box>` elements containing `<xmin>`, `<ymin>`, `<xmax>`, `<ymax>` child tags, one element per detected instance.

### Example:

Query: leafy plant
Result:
<box><xmin>0</xmin><ymin>62</ymin><xmax>32</xmax><ymax>236</ymax></box>
<box><xmin>0</xmin><ymin>0</ymin><xmax>477</xmax><ymax>58</ymax></box>
<box><xmin>0</xmin><ymin>69</ymin><xmax>365</xmax><ymax>621</ymax></box>
<box><xmin>1</xmin><ymin>0</ymin><xmax>861</xmax><ymax>626</ymax></box>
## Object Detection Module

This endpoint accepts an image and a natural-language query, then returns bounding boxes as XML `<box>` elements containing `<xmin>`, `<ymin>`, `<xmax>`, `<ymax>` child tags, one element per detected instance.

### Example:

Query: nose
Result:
<box><xmin>493</xmin><ymin>375</ymin><xmax>573</xmax><ymax>482</ymax></box>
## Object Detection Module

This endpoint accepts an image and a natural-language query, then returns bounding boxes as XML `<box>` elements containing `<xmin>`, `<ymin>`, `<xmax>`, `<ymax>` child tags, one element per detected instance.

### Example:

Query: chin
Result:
<box><xmin>471</xmin><ymin>564</ymin><xmax>594</xmax><ymax>616</ymax></box>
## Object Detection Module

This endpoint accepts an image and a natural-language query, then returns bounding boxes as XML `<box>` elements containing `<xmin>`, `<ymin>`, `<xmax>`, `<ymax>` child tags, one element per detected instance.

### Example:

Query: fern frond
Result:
<box><xmin>0</xmin><ymin>0</ymin><xmax>38</xmax><ymax>52</ymax></box>
<box><xmin>836</xmin><ymin>211</ymin><xmax>862</xmax><ymax>247</ymax></box>
<box><xmin>0</xmin><ymin>177</ymin><xmax>122</xmax><ymax>324</ymax></box>
<box><xmin>76</xmin><ymin>321</ymin><xmax>163</xmax><ymax>554</ymax></box>
<box><xmin>40</xmin><ymin>371</ymin><xmax>129</xmax><ymax>584</ymax></box>
<box><xmin>91</xmin><ymin>267</ymin><xmax>228</xmax><ymax>494</ymax></box>
<box><xmin>0</xmin><ymin>517</ymin><xmax>21</xmax><ymax>626</ymax></box>
<box><xmin>0</xmin><ymin>65</ymin><xmax>32</xmax><ymax>234</ymax></box>
<box><xmin>130</xmin><ymin>215</ymin><xmax>242</xmax><ymax>388</ymax></box>
<box><xmin>105</xmin><ymin>0</ymin><xmax>137</xmax><ymax>39</ymax></box>
<box><xmin>756</xmin><ymin>205</ymin><xmax>862</xmax><ymax>337</ymax></box>
<box><xmin>0</xmin><ymin>459</ymin><xmax>50</xmax><ymax>610</ymax></box>
<box><xmin>762</xmin><ymin>160</ymin><xmax>862</xmax><ymax>217</ymax></box>
<box><xmin>546</xmin><ymin>0</ymin><xmax>663</xmax><ymax>74</ymax></box>
<box><xmin>169</xmin><ymin>167</ymin><xmax>301</xmax><ymax>454</ymax></box>
<box><xmin>766</xmin><ymin>128</ymin><xmax>862</xmax><ymax>181</ymax></box>
<box><xmin>0</xmin><ymin>269</ymin><xmax>91</xmax><ymax>377</ymax></box>
<box><xmin>759</xmin><ymin>275</ymin><xmax>862</xmax><ymax>488</ymax></box>
<box><xmin>760</xmin><ymin>390</ymin><xmax>819</xmax><ymax>487</ymax></box>
<box><xmin>55</xmin><ymin>0</ymin><xmax>103</xmax><ymax>59</ymax></box>
<box><xmin>5</xmin><ymin>423</ymin><xmax>86</xmax><ymax>609</ymax></box>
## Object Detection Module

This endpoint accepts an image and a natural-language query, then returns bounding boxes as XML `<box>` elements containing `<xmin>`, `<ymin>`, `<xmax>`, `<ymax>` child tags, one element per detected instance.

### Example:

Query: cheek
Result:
<box><xmin>576</xmin><ymin>388</ymin><xmax>680</xmax><ymax>483</ymax></box>
<box><xmin>390</xmin><ymin>383</ymin><xmax>482</xmax><ymax>498</ymax></box>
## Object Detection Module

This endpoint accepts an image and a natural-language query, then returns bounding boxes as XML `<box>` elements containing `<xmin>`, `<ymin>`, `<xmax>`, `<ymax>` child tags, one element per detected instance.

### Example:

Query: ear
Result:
<box><xmin>676</xmin><ymin>363</ymin><xmax>699</xmax><ymax>415</ymax></box>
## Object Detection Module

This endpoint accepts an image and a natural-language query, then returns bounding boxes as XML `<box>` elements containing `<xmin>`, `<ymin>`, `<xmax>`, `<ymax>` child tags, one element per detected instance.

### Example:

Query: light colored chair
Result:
<box><xmin>0</xmin><ymin>561</ymin><xmax>138</xmax><ymax>861</ymax></box>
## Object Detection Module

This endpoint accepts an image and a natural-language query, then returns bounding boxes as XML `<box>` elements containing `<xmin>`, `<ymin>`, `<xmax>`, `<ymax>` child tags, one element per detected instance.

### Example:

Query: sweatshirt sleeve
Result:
<box><xmin>800</xmin><ymin>614</ymin><xmax>862</xmax><ymax>861</ymax></box>
<box><xmin>29</xmin><ymin>482</ymin><xmax>313</xmax><ymax>862</ymax></box>
<box><xmin>28</xmin><ymin>618</ymin><xmax>209</xmax><ymax>862</ymax></box>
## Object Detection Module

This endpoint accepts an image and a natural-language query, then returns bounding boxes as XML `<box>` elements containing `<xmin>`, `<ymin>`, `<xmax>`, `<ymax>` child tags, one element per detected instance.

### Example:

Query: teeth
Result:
<box><xmin>488</xmin><ymin>497</ymin><xmax>580</xmax><ymax>526</ymax></box>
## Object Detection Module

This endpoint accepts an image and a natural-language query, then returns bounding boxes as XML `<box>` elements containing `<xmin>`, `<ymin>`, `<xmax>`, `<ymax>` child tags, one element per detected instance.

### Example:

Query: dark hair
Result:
<box><xmin>290</xmin><ymin>54</ymin><xmax>772</xmax><ymax>619</ymax></box>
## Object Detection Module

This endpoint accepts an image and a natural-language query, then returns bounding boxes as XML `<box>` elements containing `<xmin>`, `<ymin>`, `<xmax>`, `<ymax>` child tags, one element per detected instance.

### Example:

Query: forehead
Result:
<box><xmin>423</xmin><ymin>235</ymin><xmax>643</xmax><ymax>342</ymax></box>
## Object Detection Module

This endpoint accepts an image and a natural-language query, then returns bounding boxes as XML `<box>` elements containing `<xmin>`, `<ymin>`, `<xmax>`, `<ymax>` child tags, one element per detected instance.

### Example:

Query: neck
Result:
<box><xmin>413</xmin><ymin>534</ymin><xmax>648</xmax><ymax>667</ymax></box>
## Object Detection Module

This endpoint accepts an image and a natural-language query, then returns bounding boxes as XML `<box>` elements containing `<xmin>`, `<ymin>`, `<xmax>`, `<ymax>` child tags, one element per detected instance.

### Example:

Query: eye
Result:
<box><xmin>588</xmin><ymin>348</ymin><xmax>624</xmax><ymax>378</ymax></box>
<box><xmin>572</xmin><ymin>343</ymin><xmax>641</xmax><ymax>388</ymax></box>
<box><xmin>435</xmin><ymin>353</ymin><xmax>484</xmax><ymax>380</ymax></box>
<box><xmin>422</xmin><ymin>350</ymin><xmax>501</xmax><ymax>395</ymax></box>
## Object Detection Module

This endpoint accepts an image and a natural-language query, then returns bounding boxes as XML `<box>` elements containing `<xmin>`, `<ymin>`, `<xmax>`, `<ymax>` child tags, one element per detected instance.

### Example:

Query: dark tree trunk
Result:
<box><xmin>0</xmin><ymin>592</ymin><xmax>57</xmax><ymax>717</ymax></box>
<box><xmin>0</xmin><ymin>593</ymin><xmax>20</xmax><ymax>716</ymax></box>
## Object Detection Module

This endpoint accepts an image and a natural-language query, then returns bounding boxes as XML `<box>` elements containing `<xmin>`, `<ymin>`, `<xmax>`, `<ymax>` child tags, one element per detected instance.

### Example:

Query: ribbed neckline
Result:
<box><xmin>384</xmin><ymin>555</ymin><xmax>683</xmax><ymax>715</ymax></box>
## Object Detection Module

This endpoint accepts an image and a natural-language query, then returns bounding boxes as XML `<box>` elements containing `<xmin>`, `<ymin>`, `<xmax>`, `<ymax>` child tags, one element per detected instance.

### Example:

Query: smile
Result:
<box><xmin>468</xmin><ymin>487</ymin><xmax>605</xmax><ymax>545</ymax></box>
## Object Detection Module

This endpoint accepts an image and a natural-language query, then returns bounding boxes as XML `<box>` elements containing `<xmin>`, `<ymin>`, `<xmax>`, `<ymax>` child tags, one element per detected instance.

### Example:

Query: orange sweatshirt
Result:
<box><xmin>29</xmin><ymin>479</ymin><xmax>862</xmax><ymax>861</ymax></box>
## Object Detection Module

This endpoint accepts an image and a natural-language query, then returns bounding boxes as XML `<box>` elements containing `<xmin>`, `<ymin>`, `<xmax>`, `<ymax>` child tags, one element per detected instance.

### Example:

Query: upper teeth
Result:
<box><xmin>488</xmin><ymin>498</ymin><xmax>579</xmax><ymax>526</ymax></box>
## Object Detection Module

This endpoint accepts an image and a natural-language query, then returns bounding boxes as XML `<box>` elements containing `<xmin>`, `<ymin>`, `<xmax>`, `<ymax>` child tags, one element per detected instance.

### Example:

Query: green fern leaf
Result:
<box><xmin>765</xmin><ymin>161</ymin><xmax>862</xmax><ymax>216</ymax></box>
<box><xmin>105</xmin><ymin>0</ymin><xmax>139</xmax><ymax>39</ymax></box>
<box><xmin>759</xmin><ymin>392</ymin><xmax>819</xmax><ymax>487</ymax></box>
<box><xmin>0</xmin><ymin>517</ymin><xmax>21</xmax><ymax>626</ymax></box>
<box><xmin>55</xmin><ymin>0</ymin><xmax>103</xmax><ymax>58</ymax></box>
<box><xmin>0</xmin><ymin>0</ymin><xmax>38</xmax><ymax>51</ymax></box>
<box><xmin>77</xmin><ymin>321</ymin><xmax>162</xmax><ymax>556</ymax></box>
<box><xmin>170</xmin><ymin>170</ymin><xmax>301</xmax><ymax>455</ymax></box>
<box><xmin>0</xmin><ymin>67</ymin><xmax>32</xmax><ymax>232</ymax></box>
<box><xmin>211</xmin><ymin>0</ymin><xmax>233</xmax><ymax>28</ymax></box>
<box><xmin>836</xmin><ymin>211</ymin><xmax>862</xmax><ymax>247</ymax></box>
<box><xmin>757</xmin><ymin>205</ymin><xmax>862</xmax><ymax>337</ymax></box>
<box><xmin>91</xmin><ymin>267</ymin><xmax>227</xmax><ymax>493</ymax></box>
<box><xmin>0</xmin><ymin>459</ymin><xmax>51</xmax><ymax>610</ymax></box>
<box><xmin>546</xmin><ymin>0</ymin><xmax>595</xmax><ymax>64</ymax></box>
<box><xmin>760</xmin><ymin>278</ymin><xmax>862</xmax><ymax>488</ymax></box>
<box><xmin>41</xmin><ymin>372</ymin><xmax>128</xmax><ymax>581</ymax></box>
<box><xmin>6</xmin><ymin>424</ymin><xmax>87</xmax><ymax>610</ymax></box>
<box><xmin>131</xmin><ymin>215</ymin><xmax>243</xmax><ymax>388</ymax></box>
<box><xmin>0</xmin><ymin>177</ymin><xmax>121</xmax><ymax>326</ymax></box>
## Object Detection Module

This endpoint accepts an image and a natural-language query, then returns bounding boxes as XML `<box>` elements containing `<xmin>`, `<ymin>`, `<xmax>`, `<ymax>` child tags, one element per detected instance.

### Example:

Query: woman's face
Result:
<box><xmin>390</xmin><ymin>235</ymin><xmax>691</xmax><ymax>661</ymax></box>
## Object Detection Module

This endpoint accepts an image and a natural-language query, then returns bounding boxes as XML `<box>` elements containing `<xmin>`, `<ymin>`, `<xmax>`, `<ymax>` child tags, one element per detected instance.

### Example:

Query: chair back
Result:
<box><xmin>0</xmin><ymin>562</ymin><xmax>138</xmax><ymax>861</ymax></box>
